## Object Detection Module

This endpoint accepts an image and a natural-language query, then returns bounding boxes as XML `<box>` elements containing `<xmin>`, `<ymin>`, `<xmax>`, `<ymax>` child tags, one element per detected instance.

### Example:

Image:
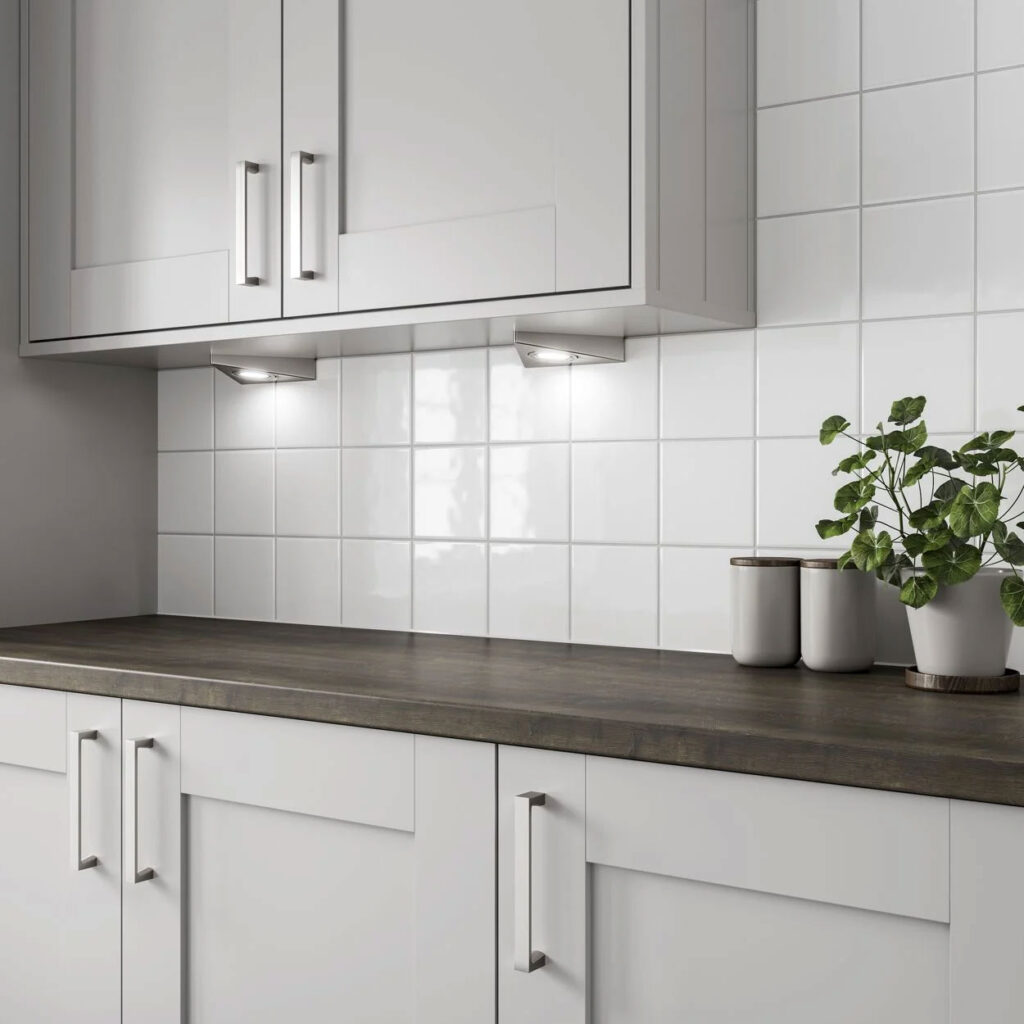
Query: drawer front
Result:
<box><xmin>181</xmin><ymin>707</ymin><xmax>415</xmax><ymax>831</ymax></box>
<box><xmin>586</xmin><ymin>755</ymin><xmax>949</xmax><ymax>922</ymax></box>
<box><xmin>0</xmin><ymin>683</ymin><xmax>65</xmax><ymax>772</ymax></box>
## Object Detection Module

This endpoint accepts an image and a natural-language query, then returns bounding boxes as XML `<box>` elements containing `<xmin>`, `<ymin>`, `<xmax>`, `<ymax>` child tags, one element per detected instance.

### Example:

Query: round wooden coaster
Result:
<box><xmin>905</xmin><ymin>666</ymin><xmax>1021</xmax><ymax>694</ymax></box>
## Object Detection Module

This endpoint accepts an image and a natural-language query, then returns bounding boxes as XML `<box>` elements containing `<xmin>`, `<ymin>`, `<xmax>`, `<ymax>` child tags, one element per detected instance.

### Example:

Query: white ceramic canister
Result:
<box><xmin>730</xmin><ymin>557</ymin><xmax>800</xmax><ymax>667</ymax></box>
<box><xmin>799</xmin><ymin>559</ymin><xmax>876</xmax><ymax>672</ymax></box>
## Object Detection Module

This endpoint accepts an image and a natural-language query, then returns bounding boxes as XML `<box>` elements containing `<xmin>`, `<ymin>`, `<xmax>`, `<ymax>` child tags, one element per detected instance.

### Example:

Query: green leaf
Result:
<box><xmin>836</xmin><ymin>551</ymin><xmax>853</xmax><ymax>572</ymax></box>
<box><xmin>922</xmin><ymin>543</ymin><xmax>982</xmax><ymax>585</ymax></box>
<box><xmin>948</xmin><ymin>482</ymin><xmax>1000</xmax><ymax>538</ymax></box>
<box><xmin>903</xmin><ymin>533</ymin><xmax>931</xmax><ymax>557</ymax></box>
<box><xmin>955</xmin><ymin>451</ymin><xmax>1001</xmax><ymax>475</ymax></box>
<box><xmin>834</xmin><ymin>478</ymin><xmax>876</xmax><ymax>515</ymax></box>
<box><xmin>816</xmin><ymin>515</ymin><xmax>857</xmax><ymax>540</ymax></box>
<box><xmin>960</xmin><ymin>433</ymin><xmax>992</xmax><ymax>454</ymax></box>
<box><xmin>850</xmin><ymin>529</ymin><xmax>893</xmax><ymax>572</ymax></box>
<box><xmin>914</xmin><ymin>445</ymin><xmax>956</xmax><ymax>470</ymax></box>
<box><xmin>898</xmin><ymin>421</ymin><xmax>928</xmax><ymax>452</ymax></box>
<box><xmin>908</xmin><ymin>501</ymin><xmax>950</xmax><ymax>531</ymax></box>
<box><xmin>859</xmin><ymin>505</ymin><xmax>879</xmax><ymax>532</ymax></box>
<box><xmin>987</xmin><ymin>448</ymin><xmax>1019</xmax><ymax>463</ymax></box>
<box><xmin>1018</xmin><ymin>405</ymin><xmax>1024</xmax><ymax>414</ymax></box>
<box><xmin>900</xmin><ymin>574</ymin><xmax>939</xmax><ymax>609</ymax></box>
<box><xmin>934</xmin><ymin>477</ymin><xmax>968</xmax><ymax>502</ymax></box>
<box><xmin>820</xmin><ymin>415</ymin><xmax>851</xmax><ymax>445</ymax></box>
<box><xmin>1000</xmin><ymin>575</ymin><xmax>1024</xmax><ymax>626</ymax></box>
<box><xmin>832</xmin><ymin>451</ymin><xmax>878</xmax><ymax>476</ymax></box>
<box><xmin>992</xmin><ymin>524</ymin><xmax>1024</xmax><ymax>565</ymax></box>
<box><xmin>889</xmin><ymin>396</ymin><xmax>927</xmax><ymax>426</ymax></box>
<box><xmin>923</xmin><ymin>525</ymin><xmax>953</xmax><ymax>551</ymax></box>
<box><xmin>989</xmin><ymin>430</ymin><xmax>1016</xmax><ymax>448</ymax></box>
<box><xmin>876</xmin><ymin>550</ymin><xmax>912</xmax><ymax>586</ymax></box>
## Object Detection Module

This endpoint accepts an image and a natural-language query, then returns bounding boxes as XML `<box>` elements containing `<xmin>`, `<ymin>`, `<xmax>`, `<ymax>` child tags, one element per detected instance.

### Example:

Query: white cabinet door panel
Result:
<box><xmin>500</xmin><ymin>745</ymin><xmax>952</xmax><ymax>1024</ymax></box>
<box><xmin>283</xmin><ymin>0</ymin><xmax>629</xmax><ymax>317</ymax></box>
<box><xmin>27</xmin><ymin>0</ymin><xmax>280</xmax><ymax>340</ymax></box>
<box><xmin>123</xmin><ymin>703</ymin><xmax>495</xmax><ymax>1024</ymax></box>
<box><xmin>0</xmin><ymin>687</ymin><xmax>121</xmax><ymax>1024</ymax></box>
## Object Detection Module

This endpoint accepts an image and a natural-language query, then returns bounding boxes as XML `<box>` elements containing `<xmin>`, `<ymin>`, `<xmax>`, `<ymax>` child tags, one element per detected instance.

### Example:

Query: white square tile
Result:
<box><xmin>757</xmin><ymin>0</ymin><xmax>860</xmax><ymax>107</ymax></box>
<box><xmin>489</xmin><ymin>347</ymin><xmax>570</xmax><ymax>442</ymax></box>
<box><xmin>214</xmin><ymin>450</ymin><xmax>275</xmax><ymax>535</ymax></box>
<box><xmin>979</xmin><ymin>69</ymin><xmax>1024</xmax><ymax>191</ymax></box>
<box><xmin>861</xmin><ymin>317</ymin><xmax>975</xmax><ymax>433</ymax></box>
<box><xmin>862</xmin><ymin>197</ymin><xmax>974</xmax><ymax>319</ymax></box>
<box><xmin>157</xmin><ymin>535</ymin><xmax>213</xmax><ymax>616</ymax></box>
<box><xmin>979</xmin><ymin>0</ymin><xmax>1024</xmax><ymax>71</ymax></box>
<box><xmin>413</xmin><ymin>447</ymin><xmax>486</xmax><ymax>539</ymax></box>
<box><xmin>758</xmin><ymin>436</ymin><xmax>857</xmax><ymax>549</ymax></box>
<box><xmin>489</xmin><ymin>543</ymin><xmax>570</xmax><ymax>642</ymax></box>
<box><xmin>158</xmin><ymin>368</ymin><xmax>213</xmax><ymax>451</ymax></box>
<box><xmin>413</xmin><ymin>542</ymin><xmax>487</xmax><ymax>635</ymax></box>
<box><xmin>571</xmin><ymin>338</ymin><xmax>659</xmax><ymax>440</ymax></box>
<box><xmin>342</xmin><ymin>448</ymin><xmax>411</xmax><ymax>538</ymax></box>
<box><xmin>660</xmin><ymin>547</ymin><xmax>750</xmax><ymax>654</ymax></box>
<box><xmin>977</xmin><ymin>313</ymin><xmax>1024</xmax><ymax>430</ymax></box>
<box><xmin>215</xmin><ymin>537</ymin><xmax>275</xmax><ymax>621</ymax></box>
<box><xmin>342</xmin><ymin>540</ymin><xmax>412</xmax><ymax>631</ymax></box>
<box><xmin>158</xmin><ymin>452</ymin><xmax>213</xmax><ymax>534</ymax></box>
<box><xmin>661</xmin><ymin>440</ymin><xmax>755</xmax><ymax>545</ymax></box>
<box><xmin>341</xmin><ymin>353</ymin><xmax>411</xmax><ymax>446</ymax></box>
<box><xmin>862</xmin><ymin>78</ymin><xmax>974</xmax><ymax>204</ymax></box>
<box><xmin>275</xmin><ymin>358</ymin><xmax>340</xmax><ymax>448</ymax></box>
<box><xmin>276</xmin><ymin>538</ymin><xmax>340</xmax><ymax>626</ymax></box>
<box><xmin>757</xmin><ymin>96</ymin><xmax>859</xmax><ymax>216</ymax></box>
<box><xmin>214</xmin><ymin>372</ymin><xmax>275</xmax><ymax>449</ymax></box>
<box><xmin>275</xmin><ymin>449</ymin><xmax>340</xmax><ymax>537</ymax></box>
<box><xmin>978</xmin><ymin>190</ymin><xmax>1024</xmax><ymax>310</ymax></box>
<box><xmin>863</xmin><ymin>0</ymin><xmax>974</xmax><ymax>89</ymax></box>
<box><xmin>757</xmin><ymin>211</ymin><xmax>859</xmax><ymax>326</ymax></box>
<box><xmin>757</xmin><ymin>324</ymin><xmax>860</xmax><ymax>437</ymax></box>
<box><xmin>414</xmin><ymin>349</ymin><xmax>487</xmax><ymax>444</ymax></box>
<box><xmin>490</xmin><ymin>444</ymin><xmax>570</xmax><ymax>542</ymax></box>
<box><xmin>572</xmin><ymin>441</ymin><xmax>658</xmax><ymax>544</ymax></box>
<box><xmin>661</xmin><ymin>331</ymin><xmax>755</xmax><ymax>439</ymax></box>
<box><xmin>571</xmin><ymin>546</ymin><xmax>658</xmax><ymax>648</ymax></box>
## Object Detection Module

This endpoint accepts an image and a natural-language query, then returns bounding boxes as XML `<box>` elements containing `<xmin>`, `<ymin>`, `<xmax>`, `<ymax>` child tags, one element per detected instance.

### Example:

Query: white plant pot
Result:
<box><xmin>904</xmin><ymin>568</ymin><xmax>1013</xmax><ymax>678</ymax></box>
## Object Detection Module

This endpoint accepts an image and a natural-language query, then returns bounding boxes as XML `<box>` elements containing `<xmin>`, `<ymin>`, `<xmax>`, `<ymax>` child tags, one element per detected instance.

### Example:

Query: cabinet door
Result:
<box><xmin>499</xmin><ymin>748</ymin><xmax>952</xmax><ymax>1024</ymax></box>
<box><xmin>27</xmin><ymin>0</ymin><xmax>280</xmax><ymax>340</ymax></box>
<box><xmin>282</xmin><ymin>0</ymin><xmax>630</xmax><ymax>317</ymax></box>
<box><xmin>122</xmin><ymin>703</ymin><xmax>495</xmax><ymax>1024</ymax></box>
<box><xmin>0</xmin><ymin>684</ymin><xmax>121</xmax><ymax>1023</ymax></box>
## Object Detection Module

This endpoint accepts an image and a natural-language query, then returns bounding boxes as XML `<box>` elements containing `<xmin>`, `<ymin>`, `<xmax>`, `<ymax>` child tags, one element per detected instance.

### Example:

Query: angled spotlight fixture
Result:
<box><xmin>513</xmin><ymin>330</ymin><xmax>625</xmax><ymax>368</ymax></box>
<box><xmin>210</xmin><ymin>354</ymin><xmax>317</xmax><ymax>385</ymax></box>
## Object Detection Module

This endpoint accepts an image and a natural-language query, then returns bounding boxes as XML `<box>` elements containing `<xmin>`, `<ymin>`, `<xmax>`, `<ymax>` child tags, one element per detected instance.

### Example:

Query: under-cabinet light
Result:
<box><xmin>514</xmin><ymin>330</ymin><xmax>625</xmax><ymax>368</ymax></box>
<box><xmin>210</xmin><ymin>355</ymin><xmax>317</xmax><ymax>385</ymax></box>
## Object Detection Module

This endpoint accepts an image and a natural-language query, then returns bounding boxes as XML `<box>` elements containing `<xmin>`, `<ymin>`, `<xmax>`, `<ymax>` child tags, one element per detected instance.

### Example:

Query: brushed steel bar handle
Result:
<box><xmin>235</xmin><ymin>160</ymin><xmax>261</xmax><ymax>286</ymax></box>
<box><xmin>69</xmin><ymin>729</ymin><xmax>99</xmax><ymax>872</ymax></box>
<box><xmin>290</xmin><ymin>151</ymin><xmax>315</xmax><ymax>280</ymax></box>
<box><xmin>514</xmin><ymin>791</ymin><xmax>547</xmax><ymax>973</ymax></box>
<box><xmin>125</xmin><ymin>738</ymin><xmax>155</xmax><ymax>884</ymax></box>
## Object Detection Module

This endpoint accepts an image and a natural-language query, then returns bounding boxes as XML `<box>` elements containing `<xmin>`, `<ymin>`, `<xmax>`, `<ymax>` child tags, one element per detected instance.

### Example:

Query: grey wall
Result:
<box><xmin>0</xmin><ymin>0</ymin><xmax>156</xmax><ymax>627</ymax></box>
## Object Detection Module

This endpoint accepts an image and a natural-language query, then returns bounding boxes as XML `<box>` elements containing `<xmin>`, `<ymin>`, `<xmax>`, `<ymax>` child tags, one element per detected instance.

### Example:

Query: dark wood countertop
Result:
<box><xmin>0</xmin><ymin>615</ymin><xmax>1021</xmax><ymax>806</ymax></box>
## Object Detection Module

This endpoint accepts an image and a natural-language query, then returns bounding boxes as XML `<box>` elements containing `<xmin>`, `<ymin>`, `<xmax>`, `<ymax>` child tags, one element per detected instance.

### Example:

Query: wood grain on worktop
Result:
<box><xmin>0</xmin><ymin>615</ymin><xmax>1021</xmax><ymax>806</ymax></box>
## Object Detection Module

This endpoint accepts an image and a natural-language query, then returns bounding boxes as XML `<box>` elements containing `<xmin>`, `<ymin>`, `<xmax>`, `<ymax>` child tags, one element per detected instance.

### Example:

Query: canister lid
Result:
<box><xmin>729</xmin><ymin>557</ymin><xmax>800</xmax><ymax>567</ymax></box>
<box><xmin>800</xmin><ymin>558</ymin><xmax>841</xmax><ymax>569</ymax></box>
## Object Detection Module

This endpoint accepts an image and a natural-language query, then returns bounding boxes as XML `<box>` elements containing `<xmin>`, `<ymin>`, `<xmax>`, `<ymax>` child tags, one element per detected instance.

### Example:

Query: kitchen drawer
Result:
<box><xmin>0</xmin><ymin>683</ymin><xmax>65</xmax><ymax>772</ymax></box>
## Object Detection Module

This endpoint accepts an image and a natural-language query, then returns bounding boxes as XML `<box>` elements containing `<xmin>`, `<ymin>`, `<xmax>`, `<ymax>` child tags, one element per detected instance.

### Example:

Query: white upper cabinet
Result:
<box><xmin>283</xmin><ymin>0</ymin><xmax>629</xmax><ymax>317</ymax></box>
<box><xmin>26</xmin><ymin>0</ymin><xmax>281</xmax><ymax>340</ymax></box>
<box><xmin>22</xmin><ymin>0</ymin><xmax>754</xmax><ymax>357</ymax></box>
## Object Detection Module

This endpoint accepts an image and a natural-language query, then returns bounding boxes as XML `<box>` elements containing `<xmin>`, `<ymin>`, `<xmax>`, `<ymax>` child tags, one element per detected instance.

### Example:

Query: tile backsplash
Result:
<box><xmin>158</xmin><ymin>0</ymin><xmax>1024</xmax><ymax>664</ymax></box>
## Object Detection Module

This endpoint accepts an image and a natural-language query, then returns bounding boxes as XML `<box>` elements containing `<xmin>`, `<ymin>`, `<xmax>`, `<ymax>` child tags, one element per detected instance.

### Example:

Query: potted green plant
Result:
<box><xmin>816</xmin><ymin>397</ymin><xmax>1024</xmax><ymax>682</ymax></box>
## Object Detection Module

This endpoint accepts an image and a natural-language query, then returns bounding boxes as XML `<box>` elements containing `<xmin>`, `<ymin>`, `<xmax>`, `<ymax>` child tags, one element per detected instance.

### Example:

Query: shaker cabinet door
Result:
<box><xmin>0</xmin><ymin>684</ymin><xmax>121</xmax><ymax>1024</ymax></box>
<box><xmin>499</xmin><ymin>747</ymin><xmax>952</xmax><ymax>1024</ymax></box>
<box><xmin>26</xmin><ymin>0</ymin><xmax>281</xmax><ymax>340</ymax></box>
<box><xmin>282</xmin><ymin>0</ymin><xmax>630</xmax><ymax>317</ymax></box>
<box><xmin>122</xmin><ymin>703</ymin><xmax>496</xmax><ymax>1024</ymax></box>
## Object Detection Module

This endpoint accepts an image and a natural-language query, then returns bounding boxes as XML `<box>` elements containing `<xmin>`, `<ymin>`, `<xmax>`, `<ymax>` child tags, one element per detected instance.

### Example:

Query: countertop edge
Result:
<box><xmin>3</xmin><ymin>654</ymin><xmax>1022</xmax><ymax>808</ymax></box>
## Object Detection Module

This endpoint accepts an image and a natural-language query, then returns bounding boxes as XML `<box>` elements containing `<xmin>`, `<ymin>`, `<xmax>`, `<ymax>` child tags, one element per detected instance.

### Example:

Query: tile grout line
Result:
<box><xmin>973</xmin><ymin>1</ymin><xmax>981</xmax><ymax>433</ymax></box>
<box><xmin>408</xmin><ymin>354</ymin><xmax>416</xmax><ymax>632</ymax></box>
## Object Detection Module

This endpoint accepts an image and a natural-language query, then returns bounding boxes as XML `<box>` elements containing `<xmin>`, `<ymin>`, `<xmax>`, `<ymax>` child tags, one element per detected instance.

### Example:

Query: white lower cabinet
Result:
<box><xmin>498</xmin><ymin>746</ymin><xmax>1024</xmax><ymax>1024</ymax></box>
<box><xmin>4</xmin><ymin>678</ymin><xmax>1024</xmax><ymax>1023</ymax></box>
